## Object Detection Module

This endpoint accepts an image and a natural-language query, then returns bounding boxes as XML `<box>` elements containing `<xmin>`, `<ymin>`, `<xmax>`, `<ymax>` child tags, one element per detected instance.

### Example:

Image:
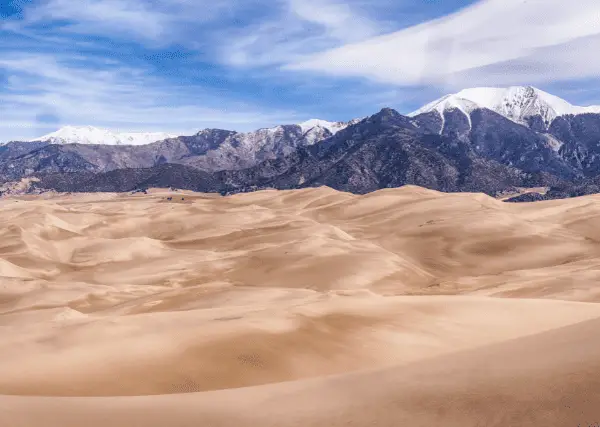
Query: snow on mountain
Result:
<box><xmin>298</xmin><ymin>118</ymin><xmax>357</xmax><ymax>134</ymax></box>
<box><xmin>294</xmin><ymin>118</ymin><xmax>361</xmax><ymax>144</ymax></box>
<box><xmin>245</xmin><ymin>118</ymin><xmax>364</xmax><ymax>146</ymax></box>
<box><xmin>27</xmin><ymin>119</ymin><xmax>365</xmax><ymax>148</ymax></box>
<box><xmin>409</xmin><ymin>86</ymin><xmax>600</xmax><ymax>128</ymax></box>
<box><xmin>31</xmin><ymin>126</ymin><xmax>177</xmax><ymax>146</ymax></box>
<box><xmin>184</xmin><ymin>118</ymin><xmax>366</xmax><ymax>171</ymax></box>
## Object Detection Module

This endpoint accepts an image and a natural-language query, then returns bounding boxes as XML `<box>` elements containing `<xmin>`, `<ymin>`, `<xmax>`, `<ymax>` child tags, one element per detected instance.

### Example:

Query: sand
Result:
<box><xmin>1</xmin><ymin>186</ymin><xmax>600</xmax><ymax>426</ymax></box>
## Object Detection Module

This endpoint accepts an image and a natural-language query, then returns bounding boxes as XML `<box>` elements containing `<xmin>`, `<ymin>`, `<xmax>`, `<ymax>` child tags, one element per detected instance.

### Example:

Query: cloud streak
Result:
<box><xmin>0</xmin><ymin>0</ymin><xmax>393</xmax><ymax>140</ymax></box>
<box><xmin>0</xmin><ymin>53</ymin><xmax>299</xmax><ymax>142</ymax></box>
<box><xmin>217</xmin><ymin>0</ymin><xmax>386</xmax><ymax>67</ymax></box>
<box><xmin>286</xmin><ymin>0</ymin><xmax>600</xmax><ymax>88</ymax></box>
<box><xmin>7</xmin><ymin>0</ymin><xmax>237</xmax><ymax>43</ymax></box>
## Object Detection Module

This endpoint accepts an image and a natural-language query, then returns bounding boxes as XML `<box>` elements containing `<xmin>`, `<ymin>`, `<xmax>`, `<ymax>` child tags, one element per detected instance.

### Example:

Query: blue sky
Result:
<box><xmin>2</xmin><ymin>0</ymin><xmax>600</xmax><ymax>141</ymax></box>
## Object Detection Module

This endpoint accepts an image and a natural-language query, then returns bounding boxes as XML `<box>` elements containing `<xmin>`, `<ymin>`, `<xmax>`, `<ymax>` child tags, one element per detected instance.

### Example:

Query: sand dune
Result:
<box><xmin>2</xmin><ymin>186</ymin><xmax>600</xmax><ymax>426</ymax></box>
<box><xmin>4</xmin><ymin>315</ymin><xmax>599</xmax><ymax>427</ymax></box>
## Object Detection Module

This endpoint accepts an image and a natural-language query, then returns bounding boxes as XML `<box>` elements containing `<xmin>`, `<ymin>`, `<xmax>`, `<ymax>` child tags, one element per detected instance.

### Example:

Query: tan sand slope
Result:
<box><xmin>3</xmin><ymin>315</ymin><xmax>600</xmax><ymax>427</ymax></box>
<box><xmin>1</xmin><ymin>186</ymin><xmax>600</xmax><ymax>426</ymax></box>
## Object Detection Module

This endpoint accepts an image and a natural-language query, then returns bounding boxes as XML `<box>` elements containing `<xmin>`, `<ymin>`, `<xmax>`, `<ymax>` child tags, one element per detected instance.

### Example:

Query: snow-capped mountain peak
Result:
<box><xmin>298</xmin><ymin>118</ymin><xmax>363</xmax><ymax>135</ymax></box>
<box><xmin>409</xmin><ymin>86</ymin><xmax>600</xmax><ymax>127</ymax></box>
<box><xmin>31</xmin><ymin>126</ymin><xmax>177</xmax><ymax>146</ymax></box>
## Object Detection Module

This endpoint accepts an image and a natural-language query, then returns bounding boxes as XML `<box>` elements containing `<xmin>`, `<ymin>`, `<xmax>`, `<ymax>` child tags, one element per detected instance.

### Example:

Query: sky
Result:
<box><xmin>2</xmin><ymin>0</ymin><xmax>600</xmax><ymax>141</ymax></box>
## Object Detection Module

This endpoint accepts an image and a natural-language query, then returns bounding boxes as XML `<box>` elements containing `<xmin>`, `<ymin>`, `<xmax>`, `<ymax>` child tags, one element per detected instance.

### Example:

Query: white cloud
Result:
<box><xmin>5</xmin><ymin>0</ymin><xmax>392</xmax><ymax>70</ymax></box>
<box><xmin>286</xmin><ymin>0</ymin><xmax>600</xmax><ymax>88</ymax></box>
<box><xmin>5</xmin><ymin>0</ymin><xmax>383</xmax><ymax>68</ymax></box>
<box><xmin>7</xmin><ymin>0</ymin><xmax>234</xmax><ymax>44</ymax></box>
<box><xmin>218</xmin><ymin>0</ymin><xmax>384</xmax><ymax>67</ymax></box>
<box><xmin>13</xmin><ymin>0</ymin><xmax>166</xmax><ymax>41</ymax></box>
<box><xmin>287</xmin><ymin>0</ymin><xmax>376</xmax><ymax>42</ymax></box>
<box><xmin>0</xmin><ymin>54</ymin><xmax>299</xmax><ymax>142</ymax></box>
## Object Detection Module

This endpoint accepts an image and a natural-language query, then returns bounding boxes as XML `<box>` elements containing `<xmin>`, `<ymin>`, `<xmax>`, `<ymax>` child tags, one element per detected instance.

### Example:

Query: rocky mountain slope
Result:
<box><xmin>409</xmin><ymin>86</ymin><xmax>600</xmax><ymax>185</ymax></box>
<box><xmin>29</xmin><ymin>109</ymin><xmax>544</xmax><ymax>196</ymax></box>
<box><xmin>1</xmin><ymin>119</ymin><xmax>360</xmax><ymax>178</ymax></box>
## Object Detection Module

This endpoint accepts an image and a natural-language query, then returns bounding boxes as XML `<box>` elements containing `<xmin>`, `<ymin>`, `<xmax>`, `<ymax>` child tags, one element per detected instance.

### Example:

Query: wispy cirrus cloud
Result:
<box><xmin>220</xmin><ymin>0</ymin><xmax>387</xmax><ymax>67</ymax></box>
<box><xmin>285</xmin><ymin>0</ymin><xmax>600</xmax><ymax>89</ymax></box>
<box><xmin>0</xmin><ymin>0</ymin><xmax>398</xmax><ymax>143</ymax></box>
<box><xmin>0</xmin><ymin>53</ymin><xmax>299</xmax><ymax>142</ymax></box>
<box><xmin>0</xmin><ymin>0</ymin><xmax>316</xmax><ymax>141</ymax></box>
<box><xmin>4</xmin><ymin>0</ymin><xmax>236</xmax><ymax>43</ymax></box>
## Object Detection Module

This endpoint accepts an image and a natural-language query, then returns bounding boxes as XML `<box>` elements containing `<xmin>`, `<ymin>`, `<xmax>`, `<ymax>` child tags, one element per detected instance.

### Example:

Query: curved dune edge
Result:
<box><xmin>2</xmin><ymin>187</ymin><xmax>600</xmax><ymax>425</ymax></box>
<box><xmin>2</xmin><ymin>316</ymin><xmax>600</xmax><ymax>427</ymax></box>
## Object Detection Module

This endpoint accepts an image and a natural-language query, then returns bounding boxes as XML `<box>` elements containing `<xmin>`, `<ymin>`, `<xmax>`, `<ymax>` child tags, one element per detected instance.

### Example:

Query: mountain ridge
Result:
<box><xmin>22</xmin><ymin>118</ymin><xmax>362</xmax><ymax>147</ymax></box>
<box><xmin>410</xmin><ymin>86</ymin><xmax>600</xmax><ymax>130</ymax></box>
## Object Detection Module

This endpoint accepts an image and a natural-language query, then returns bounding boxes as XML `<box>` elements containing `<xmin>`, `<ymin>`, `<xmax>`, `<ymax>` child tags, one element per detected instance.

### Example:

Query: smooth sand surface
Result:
<box><xmin>2</xmin><ymin>186</ymin><xmax>600</xmax><ymax>426</ymax></box>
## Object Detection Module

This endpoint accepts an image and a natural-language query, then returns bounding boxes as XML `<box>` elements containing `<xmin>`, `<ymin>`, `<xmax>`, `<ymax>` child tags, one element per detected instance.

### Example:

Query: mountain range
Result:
<box><xmin>3</xmin><ymin>86</ymin><xmax>600</xmax><ymax>201</ymax></box>
<box><xmin>21</xmin><ymin>118</ymin><xmax>361</xmax><ymax>146</ymax></box>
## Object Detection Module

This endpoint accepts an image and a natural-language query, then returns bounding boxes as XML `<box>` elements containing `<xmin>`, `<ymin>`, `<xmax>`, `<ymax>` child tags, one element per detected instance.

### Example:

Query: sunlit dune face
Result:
<box><xmin>2</xmin><ymin>187</ymin><xmax>600</xmax><ymax>426</ymax></box>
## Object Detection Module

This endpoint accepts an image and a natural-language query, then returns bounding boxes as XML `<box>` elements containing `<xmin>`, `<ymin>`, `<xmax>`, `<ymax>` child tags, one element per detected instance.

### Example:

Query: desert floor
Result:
<box><xmin>1</xmin><ymin>186</ymin><xmax>600</xmax><ymax>426</ymax></box>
